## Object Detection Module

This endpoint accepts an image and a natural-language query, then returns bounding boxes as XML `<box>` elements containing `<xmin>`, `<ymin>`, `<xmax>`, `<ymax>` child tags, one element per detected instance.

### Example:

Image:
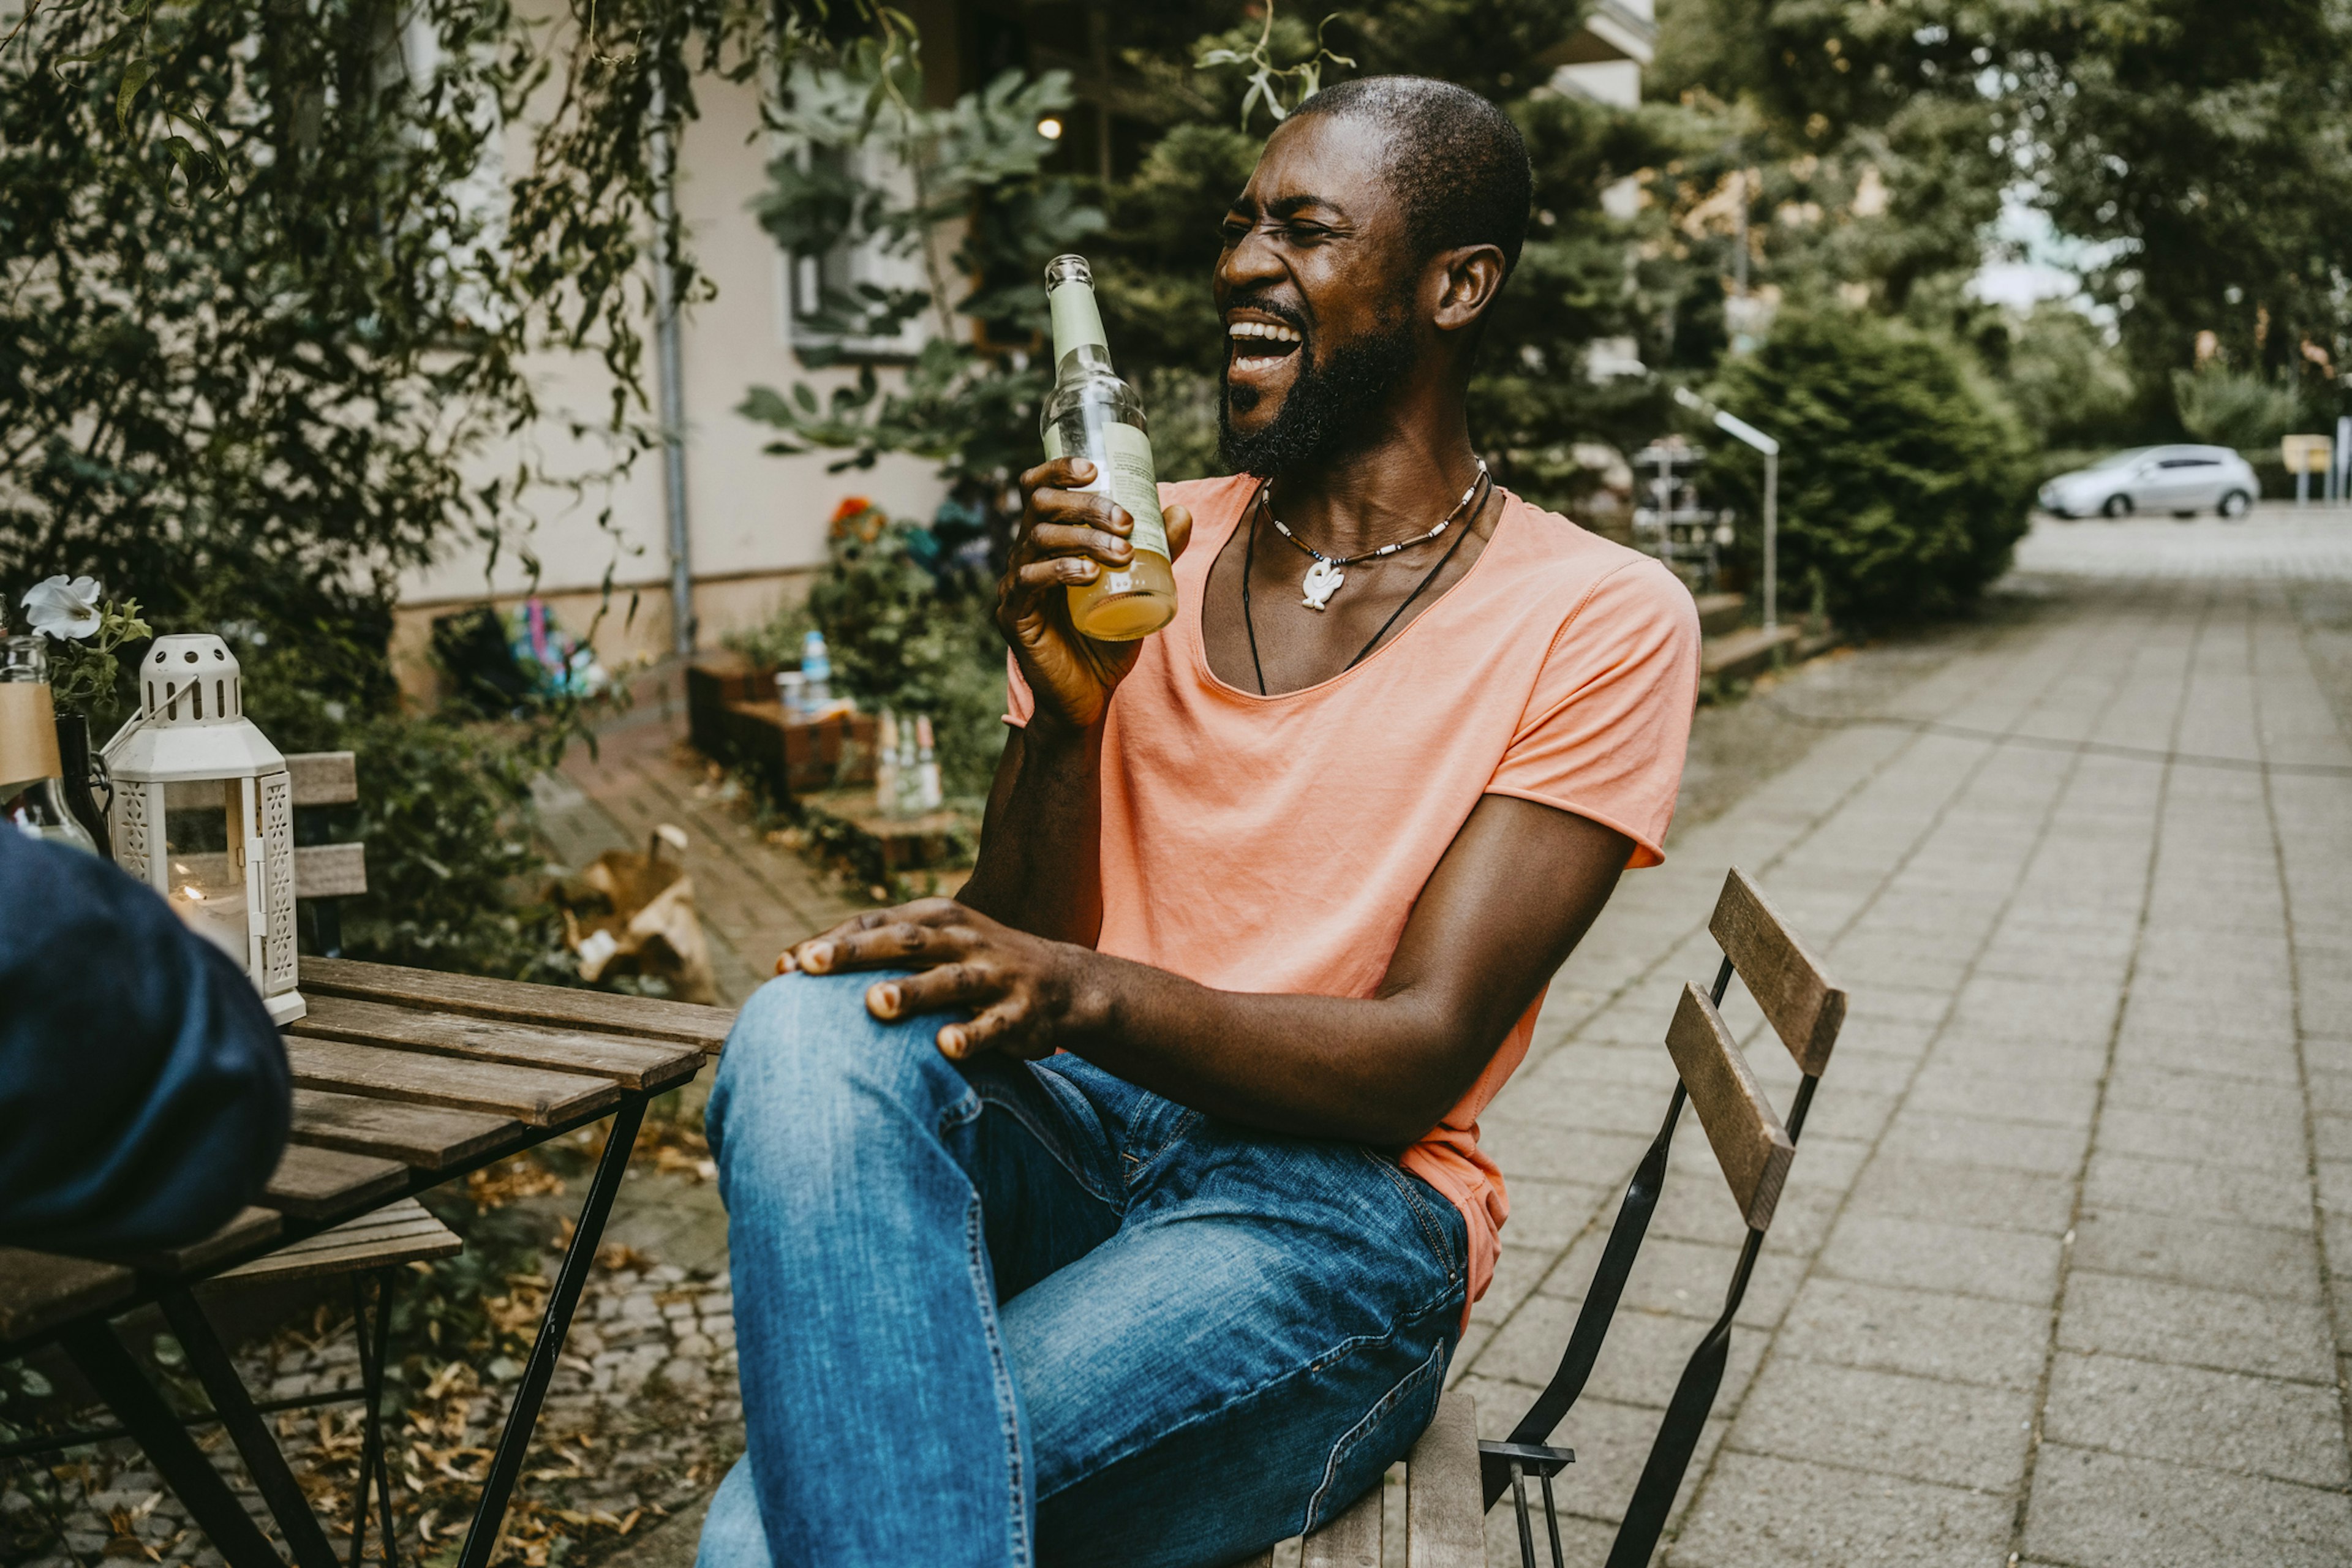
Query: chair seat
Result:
<box><xmin>211</xmin><ymin>1197</ymin><xmax>459</xmax><ymax>1286</ymax></box>
<box><xmin>1244</xmin><ymin>1390</ymin><xmax>1483</xmax><ymax>1567</ymax></box>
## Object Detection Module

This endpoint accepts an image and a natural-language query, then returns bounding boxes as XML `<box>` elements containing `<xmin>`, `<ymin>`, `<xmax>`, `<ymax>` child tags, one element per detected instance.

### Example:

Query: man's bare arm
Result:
<box><xmin>786</xmin><ymin>793</ymin><xmax>1629</xmax><ymax>1147</ymax></box>
<box><xmin>956</xmin><ymin>723</ymin><xmax>1105</xmax><ymax>947</ymax></box>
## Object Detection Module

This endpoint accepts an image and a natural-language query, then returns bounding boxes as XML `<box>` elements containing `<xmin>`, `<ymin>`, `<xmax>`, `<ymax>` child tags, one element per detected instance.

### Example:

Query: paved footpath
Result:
<box><xmin>1460</xmin><ymin>512</ymin><xmax>2352</xmax><ymax>1566</ymax></box>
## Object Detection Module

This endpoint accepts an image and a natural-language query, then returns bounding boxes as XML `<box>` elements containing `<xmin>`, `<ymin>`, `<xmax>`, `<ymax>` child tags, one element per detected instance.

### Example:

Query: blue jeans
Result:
<box><xmin>695</xmin><ymin>971</ymin><xmax>1468</xmax><ymax>1568</ymax></box>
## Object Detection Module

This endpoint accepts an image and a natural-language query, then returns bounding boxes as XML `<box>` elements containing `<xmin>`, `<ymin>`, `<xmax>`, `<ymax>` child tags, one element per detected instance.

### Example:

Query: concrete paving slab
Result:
<box><xmin>2056</xmin><ymin>1272</ymin><xmax>2335</xmax><ymax>1382</ymax></box>
<box><xmin>2040</xmin><ymin>1351</ymin><xmax>2350</xmax><ymax>1488</ymax></box>
<box><xmin>2080</xmin><ymin>1148</ymin><xmax>2316</xmax><ymax>1226</ymax></box>
<box><xmin>1815</xmin><ymin>1214</ymin><xmax>2064</xmax><ymax>1306</ymax></box>
<box><xmin>2068</xmin><ymin>1207</ymin><xmax>2322</xmax><ymax>1302</ymax></box>
<box><xmin>1842</xmin><ymin>1152</ymin><xmax>2078</xmax><ymax>1235</ymax></box>
<box><xmin>1776</xmin><ymin>1275</ymin><xmax>2052</xmax><ymax>1390</ymax></box>
<box><xmin>1725</xmin><ymin>1357</ymin><xmax>2035</xmax><ymax>1491</ymax></box>
<box><xmin>2022</xmin><ymin>1442</ymin><xmax>2352</xmax><ymax>1568</ymax></box>
<box><xmin>1666</xmin><ymin>1450</ymin><xmax>2013</xmax><ymax>1568</ymax></box>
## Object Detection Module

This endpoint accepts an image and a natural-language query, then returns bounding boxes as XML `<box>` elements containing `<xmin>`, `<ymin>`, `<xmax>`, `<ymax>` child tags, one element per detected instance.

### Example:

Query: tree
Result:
<box><xmin>737</xmin><ymin>31</ymin><xmax>1103</xmax><ymax>558</ymax></box>
<box><xmin>1</xmin><ymin>0</ymin><xmax>805</xmax><ymax>982</ymax></box>
<box><xmin>1705</xmin><ymin>311</ymin><xmax>2032</xmax><ymax>628</ymax></box>
<box><xmin>1648</xmin><ymin>0</ymin><xmax>2352</xmax><ymax>435</ymax></box>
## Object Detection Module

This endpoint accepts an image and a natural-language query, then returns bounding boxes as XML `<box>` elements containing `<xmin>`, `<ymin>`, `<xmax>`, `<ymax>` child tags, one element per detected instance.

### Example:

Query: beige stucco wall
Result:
<box><xmin>394</xmin><ymin>12</ymin><xmax>948</xmax><ymax>699</ymax></box>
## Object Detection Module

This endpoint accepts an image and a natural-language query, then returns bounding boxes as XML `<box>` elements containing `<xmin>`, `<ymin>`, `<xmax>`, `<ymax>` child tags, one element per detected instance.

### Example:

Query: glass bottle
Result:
<box><xmin>1041</xmin><ymin>255</ymin><xmax>1177</xmax><ymax>640</ymax></box>
<box><xmin>0</xmin><ymin>636</ymin><xmax>97</xmax><ymax>853</ymax></box>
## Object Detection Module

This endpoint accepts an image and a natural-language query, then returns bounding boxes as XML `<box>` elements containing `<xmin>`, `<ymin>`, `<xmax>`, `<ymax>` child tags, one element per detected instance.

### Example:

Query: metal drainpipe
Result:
<box><xmin>649</xmin><ymin>75</ymin><xmax>695</xmax><ymax>656</ymax></box>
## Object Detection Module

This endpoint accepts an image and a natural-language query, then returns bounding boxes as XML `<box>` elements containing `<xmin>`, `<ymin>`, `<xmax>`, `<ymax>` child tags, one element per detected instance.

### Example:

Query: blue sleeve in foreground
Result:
<box><xmin>0</xmin><ymin>830</ymin><xmax>291</xmax><ymax>1253</ymax></box>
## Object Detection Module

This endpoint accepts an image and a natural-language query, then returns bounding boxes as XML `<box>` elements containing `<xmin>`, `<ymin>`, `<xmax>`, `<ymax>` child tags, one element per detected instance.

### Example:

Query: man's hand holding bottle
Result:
<box><xmin>996</xmin><ymin>457</ymin><xmax>1192</xmax><ymax>736</ymax></box>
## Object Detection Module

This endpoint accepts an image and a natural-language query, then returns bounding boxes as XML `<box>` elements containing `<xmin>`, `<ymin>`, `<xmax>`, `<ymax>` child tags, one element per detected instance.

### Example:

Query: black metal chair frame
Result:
<box><xmin>1477</xmin><ymin>880</ymin><xmax>1839</xmax><ymax>1568</ymax></box>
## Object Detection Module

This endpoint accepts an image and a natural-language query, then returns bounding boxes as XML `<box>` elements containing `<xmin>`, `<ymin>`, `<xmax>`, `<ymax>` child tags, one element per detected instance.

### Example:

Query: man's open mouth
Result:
<box><xmin>1227</xmin><ymin>318</ymin><xmax>1304</xmax><ymax>378</ymax></box>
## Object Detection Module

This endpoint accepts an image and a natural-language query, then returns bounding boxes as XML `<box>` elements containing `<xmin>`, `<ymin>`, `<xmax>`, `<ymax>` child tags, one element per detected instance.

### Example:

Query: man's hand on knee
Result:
<box><xmin>778</xmin><ymin>900</ymin><xmax>1107</xmax><ymax>1064</ymax></box>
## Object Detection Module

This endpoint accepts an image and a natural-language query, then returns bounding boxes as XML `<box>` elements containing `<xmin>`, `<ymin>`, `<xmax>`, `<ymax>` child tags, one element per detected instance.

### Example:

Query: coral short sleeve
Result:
<box><xmin>1487</xmin><ymin>559</ymin><xmax>1702</xmax><ymax>868</ymax></box>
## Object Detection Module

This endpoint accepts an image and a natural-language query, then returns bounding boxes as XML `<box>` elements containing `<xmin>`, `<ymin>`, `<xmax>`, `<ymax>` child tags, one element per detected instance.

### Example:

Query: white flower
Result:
<box><xmin>21</xmin><ymin>576</ymin><xmax>103</xmax><ymax>641</ymax></box>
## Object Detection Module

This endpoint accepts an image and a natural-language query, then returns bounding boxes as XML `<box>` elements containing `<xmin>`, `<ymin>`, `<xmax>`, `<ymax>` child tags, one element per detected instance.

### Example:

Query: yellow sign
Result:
<box><xmin>2282</xmin><ymin>434</ymin><xmax>2334</xmax><ymax>473</ymax></box>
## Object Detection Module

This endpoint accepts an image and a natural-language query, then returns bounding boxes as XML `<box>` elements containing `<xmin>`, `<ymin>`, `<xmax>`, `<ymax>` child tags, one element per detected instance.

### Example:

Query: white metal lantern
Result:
<box><xmin>104</xmin><ymin>634</ymin><xmax>305</xmax><ymax>1025</ymax></box>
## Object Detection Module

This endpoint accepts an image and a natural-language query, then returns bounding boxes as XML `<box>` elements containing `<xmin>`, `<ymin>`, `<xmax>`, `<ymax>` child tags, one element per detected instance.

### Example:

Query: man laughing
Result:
<box><xmin>698</xmin><ymin>75</ymin><xmax>1700</xmax><ymax>1568</ymax></box>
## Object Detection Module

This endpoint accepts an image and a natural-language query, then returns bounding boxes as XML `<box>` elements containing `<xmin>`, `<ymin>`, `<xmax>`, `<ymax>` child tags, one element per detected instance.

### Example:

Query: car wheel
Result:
<box><xmin>2101</xmin><ymin>494</ymin><xmax>2133</xmax><ymax>518</ymax></box>
<box><xmin>2218</xmin><ymin>489</ymin><xmax>2252</xmax><ymax>519</ymax></box>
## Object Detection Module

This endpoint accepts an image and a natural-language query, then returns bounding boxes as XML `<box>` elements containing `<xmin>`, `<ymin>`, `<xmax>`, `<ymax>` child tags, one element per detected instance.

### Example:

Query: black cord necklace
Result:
<box><xmin>1240</xmin><ymin>470</ymin><xmax>1493</xmax><ymax>696</ymax></box>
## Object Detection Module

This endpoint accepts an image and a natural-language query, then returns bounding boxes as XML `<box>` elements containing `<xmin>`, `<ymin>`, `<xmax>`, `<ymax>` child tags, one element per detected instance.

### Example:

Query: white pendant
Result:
<box><xmin>1300</xmin><ymin>557</ymin><xmax>1344</xmax><ymax>610</ymax></box>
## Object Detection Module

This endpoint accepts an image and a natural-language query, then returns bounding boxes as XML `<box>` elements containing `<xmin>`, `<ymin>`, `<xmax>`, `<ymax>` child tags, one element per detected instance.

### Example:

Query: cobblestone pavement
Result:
<box><xmin>2</xmin><ymin>1259</ymin><xmax>744</xmax><ymax>1568</ymax></box>
<box><xmin>586</xmin><ymin>510</ymin><xmax>2352</xmax><ymax>1567</ymax></box>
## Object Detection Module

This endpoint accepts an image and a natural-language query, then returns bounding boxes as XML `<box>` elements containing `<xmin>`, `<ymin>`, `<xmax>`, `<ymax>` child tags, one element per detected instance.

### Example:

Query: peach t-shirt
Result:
<box><xmin>1006</xmin><ymin>475</ymin><xmax>1700</xmax><ymax>1311</ymax></box>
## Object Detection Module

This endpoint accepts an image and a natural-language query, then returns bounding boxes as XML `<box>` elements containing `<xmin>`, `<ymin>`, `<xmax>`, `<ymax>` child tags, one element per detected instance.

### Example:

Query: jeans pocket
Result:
<box><xmin>1360</xmin><ymin>1149</ymin><xmax>1468</xmax><ymax>1295</ymax></box>
<box><xmin>1302</xmin><ymin>1333</ymin><xmax>1450</xmax><ymax>1533</ymax></box>
<box><xmin>1120</xmin><ymin>1106</ymin><xmax>1202</xmax><ymax>1188</ymax></box>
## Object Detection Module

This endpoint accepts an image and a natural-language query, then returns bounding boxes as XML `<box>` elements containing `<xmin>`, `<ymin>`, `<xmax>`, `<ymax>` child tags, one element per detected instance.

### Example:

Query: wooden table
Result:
<box><xmin>0</xmin><ymin>958</ymin><xmax>733</xmax><ymax>1568</ymax></box>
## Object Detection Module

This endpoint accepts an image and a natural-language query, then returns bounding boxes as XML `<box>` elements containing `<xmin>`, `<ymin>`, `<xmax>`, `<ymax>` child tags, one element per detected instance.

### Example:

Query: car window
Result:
<box><xmin>2160</xmin><ymin>458</ymin><xmax>2218</xmax><ymax>468</ymax></box>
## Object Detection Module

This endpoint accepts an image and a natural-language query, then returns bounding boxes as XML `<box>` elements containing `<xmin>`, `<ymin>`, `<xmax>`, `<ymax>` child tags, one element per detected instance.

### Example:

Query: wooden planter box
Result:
<box><xmin>685</xmin><ymin>654</ymin><xmax>876</xmax><ymax>803</ymax></box>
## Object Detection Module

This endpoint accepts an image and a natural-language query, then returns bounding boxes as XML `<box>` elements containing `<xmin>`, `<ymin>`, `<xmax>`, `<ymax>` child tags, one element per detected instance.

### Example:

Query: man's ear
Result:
<box><xmin>1430</xmin><ymin>244</ymin><xmax>1507</xmax><ymax>335</ymax></box>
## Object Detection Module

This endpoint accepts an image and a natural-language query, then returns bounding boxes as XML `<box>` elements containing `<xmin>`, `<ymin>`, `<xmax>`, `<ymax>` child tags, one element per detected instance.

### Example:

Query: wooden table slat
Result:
<box><xmin>285</xmin><ymin>1037</ymin><xmax>620</xmax><ymax>1128</ymax></box>
<box><xmin>0</xmin><ymin>1251</ymin><xmax>135</xmax><ymax>1346</ymax></box>
<box><xmin>263</xmin><ymin>1142</ymin><xmax>410</xmax><ymax>1219</ymax></box>
<box><xmin>303</xmin><ymin>957</ymin><xmax>736</xmax><ymax>1052</ymax></box>
<box><xmin>119</xmin><ymin>1205</ymin><xmax>284</xmax><ymax>1276</ymax></box>
<box><xmin>214</xmin><ymin>1199</ymin><xmax>461</xmax><ymax>1286</ymax></box>
<box><xmin>293</xmin><ymin>996</ymin><xmax>701</xmax><ymax>1090</ymax></box>
<box><xmin>289</xmin><ymin>1088</ymin><xmax>516</xmax><ymax>1170</ymax></box>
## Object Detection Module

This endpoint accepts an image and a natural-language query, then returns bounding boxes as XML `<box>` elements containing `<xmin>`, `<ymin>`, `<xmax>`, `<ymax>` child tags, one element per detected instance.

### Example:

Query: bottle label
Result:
<box><xmin>1047</xmin><ymin>281</ymin><xmax>1109</xmax><ymax>358</ymax></box>
<box><xmin>1045</xmin><ymin>423</ymin><xmax>1168</xmax><ymax>561</ymax></box>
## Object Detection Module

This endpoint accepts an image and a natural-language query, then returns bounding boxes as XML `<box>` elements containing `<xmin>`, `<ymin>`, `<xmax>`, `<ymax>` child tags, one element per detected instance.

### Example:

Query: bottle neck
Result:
<box><xmin>1055</xmin><ymin>342</ymin><xmax>1114</xmax><ymax>379</ymax></box>
<box><xmin>1047</xmin><ymin>280</ymin><xmax>1111</xmax><ymax>371</ymax></box>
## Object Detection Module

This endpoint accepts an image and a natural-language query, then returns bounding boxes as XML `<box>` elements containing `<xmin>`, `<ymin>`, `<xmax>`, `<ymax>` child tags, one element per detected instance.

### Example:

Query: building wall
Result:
<box><xmin>392</xmin><ymin>10</ymin><xmax>950</xmax><ymax>702</ymax></box>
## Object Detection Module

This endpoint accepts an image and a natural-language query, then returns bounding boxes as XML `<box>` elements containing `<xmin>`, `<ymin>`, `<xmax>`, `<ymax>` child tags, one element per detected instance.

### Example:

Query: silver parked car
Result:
<box><xmin>2038</xmin><ymin>445</ymin><xmax>2260</xmax><ymax>519</ymax></box>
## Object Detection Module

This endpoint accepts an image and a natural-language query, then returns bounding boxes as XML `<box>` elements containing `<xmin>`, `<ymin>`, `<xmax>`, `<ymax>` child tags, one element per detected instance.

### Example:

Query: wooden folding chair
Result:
<box><xmin>1479</xmin><ymin>867</ymin><xmax>1847</xmax><ymax>1567</ymax></box>
<box><xmin>1251</xmin><ymin>869</ymin><xmax>1847</xmax><ymax>1567</ymax></box>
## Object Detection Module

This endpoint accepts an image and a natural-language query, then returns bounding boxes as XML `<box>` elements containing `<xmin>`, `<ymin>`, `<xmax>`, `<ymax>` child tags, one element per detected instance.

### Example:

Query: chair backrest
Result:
<box><xmin>285</xmin><ymin>751</ymin><xmax>366</xmax><ymax>958</ymax></box>
<box><xmin>1484</xmin><ymin>869</ymin><xmax>1847</xmax><ymax>1568</ymax></box>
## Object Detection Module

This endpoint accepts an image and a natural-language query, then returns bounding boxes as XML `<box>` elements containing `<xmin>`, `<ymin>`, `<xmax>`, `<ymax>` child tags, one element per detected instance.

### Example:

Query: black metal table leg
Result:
<box><xmin>365</xmin><ymin>1269</ymin><xmax>401</xmax><ymax>1568</ymax></box>
<box><xmin>159</xmin><ymin>1287</ymin><xmax>342</xmax><ymax>1568</ymax></box>
<box><xmin>59</xmin><ymin>1320</ymin><xmax>285</xmax><ymax>1568</ymax></box>
<box><xmin>455</xmin><ymin>1096</ymin><xmax>649</xmax><ymax>1568</ymax></box>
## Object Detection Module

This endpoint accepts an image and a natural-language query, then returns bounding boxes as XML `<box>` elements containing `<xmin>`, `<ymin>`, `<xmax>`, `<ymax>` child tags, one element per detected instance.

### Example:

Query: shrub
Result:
<box><xmin>736</xmin><ymin>500</ymin><xmax>1008</xmax><ymax>802</ymax></box>
<box><xmin>234</xmin><ymin>625</ymin><xmax>576</xmax><ymax>983</ymax></box>
<box><xmin>2172</xmin><ymin>365</ymin><xmax>2304</xmax><ymax>450</ymax></box>
<box><xmin>1705</xmin><ymin>311</ymin><xmax>2033</xmax><ymax>628</ymax></box>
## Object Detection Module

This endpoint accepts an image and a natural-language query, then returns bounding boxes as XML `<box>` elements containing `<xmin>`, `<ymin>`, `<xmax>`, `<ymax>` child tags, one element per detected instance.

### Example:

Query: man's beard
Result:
<box><xmin>1218</xmin><ymin>316</ymin><xmax>1419</xmax><ymax>478</ymax></box>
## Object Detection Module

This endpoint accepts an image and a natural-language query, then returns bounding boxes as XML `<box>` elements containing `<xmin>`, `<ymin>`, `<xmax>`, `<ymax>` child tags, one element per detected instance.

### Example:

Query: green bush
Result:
<box><xmin>1705</xmin><ymin>311</ymin><xmax>2034</xmax><ymax>628</ymax></box>
<box><xmin>2172</xmin><ymin>365</ymin><xmax>2304</xmax><ymax>451</ymax></box>
<box><xmin>233</xmin><ymin>626</ymin><xmax>577</xmax><ymax>982</ymax></box>
<box><xmin>735</xmin><ymin>502</ymin><xmax>1008</xmax><ymax>802</ymax></box>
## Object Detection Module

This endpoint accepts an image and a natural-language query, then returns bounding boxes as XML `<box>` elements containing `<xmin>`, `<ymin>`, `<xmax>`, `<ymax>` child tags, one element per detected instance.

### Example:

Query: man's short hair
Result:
<box><xmin>1286</xmin><ymin>76</ymin><xmax>1533</xmax><ymax>280</ymax></box>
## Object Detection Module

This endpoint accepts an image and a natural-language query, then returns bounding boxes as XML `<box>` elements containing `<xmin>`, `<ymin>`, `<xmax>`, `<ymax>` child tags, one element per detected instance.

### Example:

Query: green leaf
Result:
<box><xmin>116</xmin><ymin>56</ymin><xmax>156</xmax><ymax>137</ymax></box>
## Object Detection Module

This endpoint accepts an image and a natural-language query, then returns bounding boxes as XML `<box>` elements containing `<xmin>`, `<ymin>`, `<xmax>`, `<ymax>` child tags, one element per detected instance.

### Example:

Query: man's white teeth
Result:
<box><xmin>1227</xmin><ymin>320</ymin><xmax>1302</xmax><ymax>343</ymax></box>
<box><xmin>1232</xmin><ymin>354</ymin><xmax>1288</xmax><ymax>372</ymax></box>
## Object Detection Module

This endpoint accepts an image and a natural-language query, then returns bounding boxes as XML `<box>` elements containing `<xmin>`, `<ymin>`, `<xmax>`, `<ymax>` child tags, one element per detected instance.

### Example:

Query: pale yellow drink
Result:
<box><xmin>1041</xmin><ymin>255</ymin><xmax>1177</xmax><ymax>641</ymax></box>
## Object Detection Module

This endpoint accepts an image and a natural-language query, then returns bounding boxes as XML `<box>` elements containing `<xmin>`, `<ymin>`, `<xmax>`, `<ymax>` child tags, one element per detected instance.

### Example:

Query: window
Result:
<box><xmin>775</xmin><ymin>143</ymin><xmax>931</xmax><ymax>361</ymax></box>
